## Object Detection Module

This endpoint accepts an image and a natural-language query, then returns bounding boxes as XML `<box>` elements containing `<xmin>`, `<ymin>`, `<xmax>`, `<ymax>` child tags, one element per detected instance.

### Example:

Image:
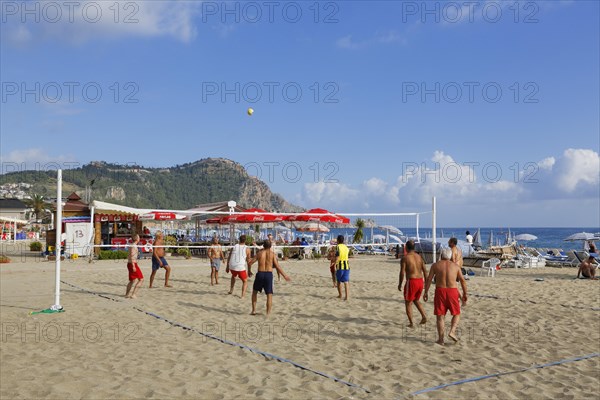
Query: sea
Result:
<box><xmin>323</xmin><ymin>227</ymin><xmax>600</xmax><ymax>251</ymax></box>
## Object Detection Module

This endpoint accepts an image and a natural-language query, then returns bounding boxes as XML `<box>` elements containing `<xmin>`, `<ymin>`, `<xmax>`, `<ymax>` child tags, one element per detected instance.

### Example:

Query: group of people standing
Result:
<box><xmin>398</xmin><ymin>238</ymin><xmax>468</xmax><ymax>346</ymax></box>
<box><xmin>125</xmin><ymin>231</ymin><xmax>172</xmax><ymax>299</ymax></box>
<box><xmin>124</xmin><ymin>230</ymin><xmax>469</xmax><ymax>343</ymax></box>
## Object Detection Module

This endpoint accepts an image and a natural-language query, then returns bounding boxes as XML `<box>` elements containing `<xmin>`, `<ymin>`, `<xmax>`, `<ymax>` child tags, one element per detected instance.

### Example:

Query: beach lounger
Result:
<box><xmin>574</xmin><ymin>251</ymin><xmax>600</xmax><ymax>266</ymax></box>
<box><xmin>534</xmin><ymin>249</ymin><xmax>568</xmax><ymax>263</ymax></box>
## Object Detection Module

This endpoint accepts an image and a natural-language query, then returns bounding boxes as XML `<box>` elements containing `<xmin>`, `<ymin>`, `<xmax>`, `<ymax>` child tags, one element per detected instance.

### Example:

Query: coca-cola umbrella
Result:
<box><xmin>286</xmin><ymin>208</ymin><xmax>350</xmax><ymax>224</ymax></box>
<box><xmin>220</xmin><ymin>208</ymin><xmax>280</xmax><ymax>224</ymax></box>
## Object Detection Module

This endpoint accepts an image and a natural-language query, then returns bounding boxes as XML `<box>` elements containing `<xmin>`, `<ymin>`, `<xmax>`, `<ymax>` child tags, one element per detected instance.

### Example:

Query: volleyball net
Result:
<box><xmin>70</xmin><ymin>208</ymin><xmax>435</xmax><ymax>259</ymax></box>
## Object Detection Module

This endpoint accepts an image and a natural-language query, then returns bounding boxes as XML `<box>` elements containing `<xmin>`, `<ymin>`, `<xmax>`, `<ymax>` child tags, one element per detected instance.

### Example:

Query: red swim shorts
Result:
<box><xmin>231</xmin><ymin>270</ymin><xmax>248</xmax><ymax>280</ymax></box>
<box><xmin>434</xmin><ymin>287</ymin><xmax>460</xmax><ymax>316</ymax></box>
<box><xmin>127</xmin><ymin>262</ymin><xmax>144</xmax><ymax>281</ymax></box>
<box><xmin>404</xmin><ymin>278</ymin><xmax>424</xmax><ymax>301</ymax></box>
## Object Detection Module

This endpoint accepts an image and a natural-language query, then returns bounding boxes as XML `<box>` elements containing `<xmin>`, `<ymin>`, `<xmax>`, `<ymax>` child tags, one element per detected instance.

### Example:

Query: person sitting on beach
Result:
<box><xmin>150</xmin><ymin>231</ymin><xmax>172</xmax><ymax>288</ymax></box>
<box><xmin>334</xmin><ymin>235</ymin><xmax>351</xmax><ymax>301</ymax></box>
<box><xmin>465</xmin><ymin>231</ymin><xmax>473</xmax><ymax>245</ymax></box>
<box><xmin>248</xmin><ymin>241</ymin><xmax>291</xmax><ymax>316</ymax></box>
<box><xmin>577</xmin><ymin>256</ymin><xmax>598</xmax><ymax>280</ymax></box>
<box><xmin>424</xmin><ymin>248</ymin><xmax>468</xmax><ymax>345</ymax></box>
<box><xmin>208</xmin><ymin>237</ymin><xmax>224</xmax><ymax>286</ymax></box>
<box><xmin>227</xmin><ymin>235</ymin><xmax>252</xmax><ymax>297</ymax></box>
<box><xmin>398</xmin><ymin>240</ymin><xmax>427</xmax><ymax>328</ymax></box>
<box><xmin>125</xmin><ymin>234</ymin><xmax>144</xmax><ymax>298</ymax></box>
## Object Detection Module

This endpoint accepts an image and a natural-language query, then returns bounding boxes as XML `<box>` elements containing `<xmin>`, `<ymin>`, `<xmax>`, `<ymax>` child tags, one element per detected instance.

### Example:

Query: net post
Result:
<box><xmin>51</xmin><ymin>169</ymin><xmax>63</xmax><ymax>311</ymax></box>
<box><xmin>416</xmin><ymin>214</ymin><xmax>420</xmax><ymax>242</ymax></box>
<box><xmin>432</xmin><ymin>196</ymin><xmax>437</xmax><ymax>264</ymax></box>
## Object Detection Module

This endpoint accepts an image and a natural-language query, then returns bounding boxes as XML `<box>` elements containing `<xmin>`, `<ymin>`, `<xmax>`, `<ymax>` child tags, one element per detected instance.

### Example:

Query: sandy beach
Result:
<box><xmin>1</xmin><ymin>252</ymin><xmax>599</xmax><ymax>399</ymax></box>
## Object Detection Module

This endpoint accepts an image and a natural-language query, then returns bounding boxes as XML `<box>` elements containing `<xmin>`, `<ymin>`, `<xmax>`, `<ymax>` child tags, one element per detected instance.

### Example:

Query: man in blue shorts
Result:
<box><xmin>208</xmin><ymin>237</ymin><xmax>224</xmax><ymax>285</ymax></box>
<box><xmin>334</xmin><ymin>235</ymin><xmax>350</xmax><ymax>301</ymax></box>
<box><xmin>248</xmin><ymin>241</ymin><xmax>290</xmax><ymax>316</ymax></box>
<box><xmin>150</xmin><ymin>231</ymin><xmax>172</xmax><ymax>288</ymax></box>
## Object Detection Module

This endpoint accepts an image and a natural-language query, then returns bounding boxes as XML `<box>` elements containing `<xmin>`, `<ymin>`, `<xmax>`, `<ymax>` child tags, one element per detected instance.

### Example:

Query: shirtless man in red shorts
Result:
<box><xmin>398</xmin><ymin>240</ymin><xmax>428</xmax><ymax>327</ymax></box>
<box><xmin>424</xmin><ymin>248</ymin><xmax>468</xmax><ymax>345</ymax></box>
<box><xmin>126</xmin><ymin>234</ymin><xmax>144</xmax><ymax>299</ymax></box>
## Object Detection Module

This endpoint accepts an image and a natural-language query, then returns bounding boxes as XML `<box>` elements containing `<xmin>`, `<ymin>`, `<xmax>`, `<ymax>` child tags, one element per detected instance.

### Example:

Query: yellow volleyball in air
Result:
<box><xmin>247</xmin><ymin>108</ymin><xmax>254</xmax><ymax>116</ymax></box>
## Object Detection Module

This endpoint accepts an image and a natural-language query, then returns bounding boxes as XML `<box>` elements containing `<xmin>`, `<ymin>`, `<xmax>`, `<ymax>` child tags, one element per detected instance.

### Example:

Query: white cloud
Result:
<box><xmin>1</xmin><ymin>148</ymin><xmax>79</xmax><ymax>172</ymax></box>
<box><xmin>554</xmin><ymin>148</ymin><xmax>600</xmax><ymax>192</ymax></box>
<box><xmin>335</xmin><ymin>35</ymin><xmax>363</xmax><ymax>50</ymax></box>
<box><xmin>375</xmin><ymin>30</ymin><xmax>406</xmax><ymax>45</ymax></box>
<box><xmin>296</xmin><ymin>148</ymin><xmax>600</xmax><ymax>213</ymax></box>
<box><xmin>538</xmin><ymin>157</ymin><xmax>555</xmax><ymax>171</ymax></box>
<box><xmin>1</xmin><ymin>1</ymin><xmax>201</xmax><ymax>45</ymax></box>
<box><xmin>301</xmin><ymin>181</ymin><xmax>361</xmax><ymax>209</ymax></box>
<box><xmin>5</xmin><ymin>25</ymin><xmax>33</xmax><ymax>47</ymax></box>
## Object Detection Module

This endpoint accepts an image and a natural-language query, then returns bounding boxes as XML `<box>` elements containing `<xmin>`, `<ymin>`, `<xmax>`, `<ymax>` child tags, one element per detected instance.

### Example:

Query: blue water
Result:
<box><xmin>324</xmin><ymin>227</ymin><xmax>600</xmax><ymax>251</ymax></box>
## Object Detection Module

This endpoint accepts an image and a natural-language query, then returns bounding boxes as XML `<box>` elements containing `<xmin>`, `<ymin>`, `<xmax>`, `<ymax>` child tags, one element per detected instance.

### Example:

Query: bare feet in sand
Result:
<box><xmin>448</xmin><ymin>332</ymin><xmax>459</xmax><ymax>343</ymax></box>
<box><xmin>436</xmin><ymin>340</ymin><xmax>445</xmax><ymax>346</ymax></box>
<box><xmin>164</xmin><ymin>284</ymin><xmax>172</xmax><ymax>288</ymax></box>
<box><xmin>408</xmin><ymin>323</ymin><xmax>415</xmax><ymax>329</ymax></box>
<box><xmin>420</xmin><ymin>318</ymin><xmax>427</xmax><ymax>325</ymax></box>
<box><xmin>130</xmin><ymin>294</ymin><xmax>137</xmax><ymax>299</ymax></box>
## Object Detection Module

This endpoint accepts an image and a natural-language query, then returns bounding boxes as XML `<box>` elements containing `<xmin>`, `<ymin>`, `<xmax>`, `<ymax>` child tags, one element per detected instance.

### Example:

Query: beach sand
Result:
<box><xmin>1</xmin><ymin>253</ymin><xmax>599</xmax><ymax>399</ymax></box>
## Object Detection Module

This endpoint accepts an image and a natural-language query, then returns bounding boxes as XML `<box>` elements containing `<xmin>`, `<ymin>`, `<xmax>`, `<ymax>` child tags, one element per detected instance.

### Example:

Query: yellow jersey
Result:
<box><xmin>336</xmin><ymin>244</ymin><xmax>350</xmax><ymax>270</ymax></box>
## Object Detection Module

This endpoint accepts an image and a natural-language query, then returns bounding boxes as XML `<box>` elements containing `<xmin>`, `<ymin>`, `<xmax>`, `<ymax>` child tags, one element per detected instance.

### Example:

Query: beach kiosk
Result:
<box><xmin>90</xmin><ymin>200</ymin><xmax>146</xmax><ymax>255</ymax></box>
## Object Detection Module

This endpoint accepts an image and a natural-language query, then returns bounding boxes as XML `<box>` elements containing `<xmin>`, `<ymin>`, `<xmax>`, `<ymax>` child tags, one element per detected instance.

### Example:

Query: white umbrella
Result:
<box><xmin>388</xmin><ymin>234</ymin><xmax>402</xmax><ymax>243</ymax></box>
<box><xmin>295</xmin><ymin>222</ymin><xmax>330</xmax><ymax>232</ymax></box>
<box><xmin>379</xmin><ymin>225</ymin><xmax>403</xmax><ymax>235</ymax></box>
<box><xmin>373</xmin><ymin>234</ymin><xmax>386</xmax><ymax>243</ymax></box>
<box><xmin>564</xmin><ymin>232</ymin><xmax>596</xmax><ymax>241</ymax></box>
<box><xmin>514</xmin><ymin>234</ymin><xmax>538</xmax><ymax>241</ymax></box>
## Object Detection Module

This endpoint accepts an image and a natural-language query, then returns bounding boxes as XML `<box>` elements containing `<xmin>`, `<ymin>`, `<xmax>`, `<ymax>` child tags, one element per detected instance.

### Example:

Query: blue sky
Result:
<box><xmin>1</xmin><ymin>0</ymin><xmax>599</xmax><ymax>227</ymax></box>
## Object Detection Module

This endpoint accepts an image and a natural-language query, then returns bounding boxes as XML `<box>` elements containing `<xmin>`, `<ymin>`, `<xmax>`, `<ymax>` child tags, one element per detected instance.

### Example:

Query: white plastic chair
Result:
<box><xmin>302</xmin><ymin>246</ymin><xmax>312</xmax><ymax>259</ymax></box>
<box><xmin>481</xmin><ymin>258</ymin><xmax>500</xmax><ymax>277</ymax></box>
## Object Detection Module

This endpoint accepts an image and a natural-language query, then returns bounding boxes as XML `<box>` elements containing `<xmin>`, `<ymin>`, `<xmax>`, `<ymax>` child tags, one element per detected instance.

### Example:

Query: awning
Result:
<box><xmin>0</xmin><ymin>216</ymin><xmax>28</xmax><ymax>225</ymax></box>
<box><xmin>91</xmin><ymin>200</ymin><xmax>151</xmax><ymax>216</ymax></box>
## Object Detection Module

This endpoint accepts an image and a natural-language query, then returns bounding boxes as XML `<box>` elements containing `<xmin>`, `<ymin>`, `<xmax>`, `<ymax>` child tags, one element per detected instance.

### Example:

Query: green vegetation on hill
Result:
<box><xmin>0</xmin><ymin>158</ymin><xmax>302</xmax><ymax>212</ymax></box>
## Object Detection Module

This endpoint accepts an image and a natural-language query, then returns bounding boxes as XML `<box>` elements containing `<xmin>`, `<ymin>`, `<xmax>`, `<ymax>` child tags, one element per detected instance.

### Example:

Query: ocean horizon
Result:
<box><xmin>323</xmin><ymin>227</ymin><xmax>600</xmax><ymax>252</ymax></box>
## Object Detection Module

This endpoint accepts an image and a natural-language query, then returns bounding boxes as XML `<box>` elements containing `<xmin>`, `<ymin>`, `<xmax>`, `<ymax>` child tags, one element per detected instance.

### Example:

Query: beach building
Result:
<box><xmin>0</xmin><ymin>198</ymin><xmax>28</xmax><ymax>240</ymax></box>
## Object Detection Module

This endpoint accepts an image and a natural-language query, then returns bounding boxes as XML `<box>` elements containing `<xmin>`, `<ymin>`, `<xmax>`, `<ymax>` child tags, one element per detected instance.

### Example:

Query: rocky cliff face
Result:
<box><xmin>238</xmin><ymin>177</ymin><xmax>303</xmax><ymax>213</ymax></box>
<box><xmin>105</xmin><ymin>186</ymin><xmax>126</xmax><ymax>201</ymax></box>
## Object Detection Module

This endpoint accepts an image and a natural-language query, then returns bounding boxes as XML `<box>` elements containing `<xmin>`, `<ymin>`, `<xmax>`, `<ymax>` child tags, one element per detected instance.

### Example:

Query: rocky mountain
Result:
<box><xmin>0</xmin><ymin>158</ymin><xmax>303</xmax><ymax>212</ymax></box>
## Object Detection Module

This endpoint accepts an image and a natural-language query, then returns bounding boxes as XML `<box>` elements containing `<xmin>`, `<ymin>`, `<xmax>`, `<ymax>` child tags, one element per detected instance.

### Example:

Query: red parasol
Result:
<box><xmin>221</xmin><ymin>208</ymin><xmax>279</xmax><ymax>224</ymax></box>
<box><xmin>286</xmin><ymin>208</ymin><xmax>350</xmax><ymax>224</ymax></box>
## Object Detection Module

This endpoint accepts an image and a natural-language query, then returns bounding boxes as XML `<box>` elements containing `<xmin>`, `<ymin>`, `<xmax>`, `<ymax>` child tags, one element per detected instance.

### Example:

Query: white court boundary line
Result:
<box><xmin>409</xmin><ymin>353</ymin><xmax>600</xmax><ymax>397</ymax></box>
<box><xmin>61</xmin><ymin>280</ymin><xmax>371</xmax><ymax>394</ymax></box>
